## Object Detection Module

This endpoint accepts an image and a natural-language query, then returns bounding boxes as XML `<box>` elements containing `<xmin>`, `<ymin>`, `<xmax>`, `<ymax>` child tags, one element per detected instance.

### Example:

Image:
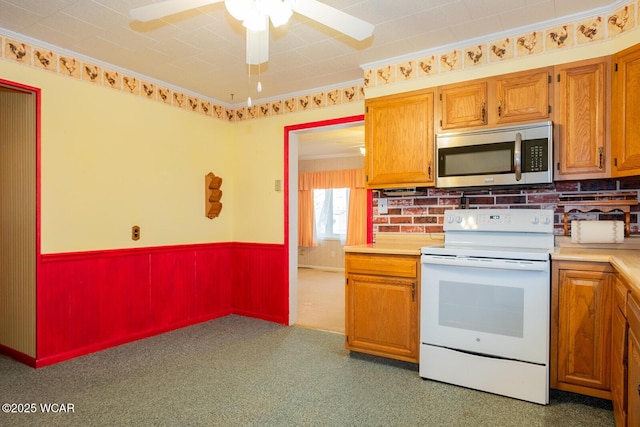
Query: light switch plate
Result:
<box><xmin>378</xmin><ymin>198</ymin><xmax>388</xmax><ymax>214</ymax></box>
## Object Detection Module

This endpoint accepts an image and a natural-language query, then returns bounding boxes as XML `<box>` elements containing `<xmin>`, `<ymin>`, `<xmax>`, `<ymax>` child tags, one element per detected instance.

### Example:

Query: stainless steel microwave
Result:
<box><xmin>435</xmin><ymin>121</ymin><xmax>553</xmax><ymax>189</ymax></box>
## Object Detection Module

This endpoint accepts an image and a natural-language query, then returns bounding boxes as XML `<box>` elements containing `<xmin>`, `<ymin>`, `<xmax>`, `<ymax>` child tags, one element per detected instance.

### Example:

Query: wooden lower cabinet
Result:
<box><xmin>551</xmin><ymin>261</ymin><xmax>614</xmax><ymax>399</ymax></box>
<box><xmin>345</xmin><ymin>253</ymin><xmax>419</xmax><ymax>363</ymax></box>
<box><xmin>612</xmin><ymin>276</ymin><xmax>630</xmax><ymax>426</ymax></box>
<box><xmin>628</xmin><ymin>295</ymin><xmax>640</xmax><ymax>427</ymax></box>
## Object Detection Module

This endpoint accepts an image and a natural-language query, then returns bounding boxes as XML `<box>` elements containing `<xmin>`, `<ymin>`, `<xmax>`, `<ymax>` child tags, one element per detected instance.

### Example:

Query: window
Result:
<box><xmin>313</xmin><ymin>188</ymin><xmax>349</xmax><ymax>240</ymax></box>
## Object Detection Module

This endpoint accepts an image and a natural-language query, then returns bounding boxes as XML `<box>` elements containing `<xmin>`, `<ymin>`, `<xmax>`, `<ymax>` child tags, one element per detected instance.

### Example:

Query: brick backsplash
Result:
<box><xmin>373</xmin><ymin>178</ymin><xmax>640</xmax><ymax>236</ymax></box>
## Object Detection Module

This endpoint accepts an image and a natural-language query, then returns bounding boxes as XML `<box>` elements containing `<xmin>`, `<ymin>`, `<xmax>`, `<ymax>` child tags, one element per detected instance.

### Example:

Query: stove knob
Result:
<box><xmin>542</xmin><ymin>216</ymin><xmax>552</xmax><ymax>224</ymax></box>
<box><xmin>447</xmin><ymin>216</ymin><xmax>455</xmax><ymax>224</ymax></box>
<box><xmin>530</xmin><ymin>216</ymin><xmax>540</xmax><ymax>224</ymax></box>
<box><xmin>456</xmin><ymin>216</ymin><xmax>463</xmax><ymax>224</ymax></box>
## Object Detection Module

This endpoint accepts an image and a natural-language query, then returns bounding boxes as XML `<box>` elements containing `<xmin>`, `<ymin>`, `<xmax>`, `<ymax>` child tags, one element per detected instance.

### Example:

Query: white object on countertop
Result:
<box><xmin>571</xmin><ymin>220</ymin><xmax>625</xmax><ymax>244</ymax></box>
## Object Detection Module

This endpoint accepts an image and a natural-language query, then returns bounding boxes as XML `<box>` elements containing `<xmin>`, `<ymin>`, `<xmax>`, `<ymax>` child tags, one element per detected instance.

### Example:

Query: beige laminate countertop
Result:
<box><xmin>552</xmin><ymin>236</ymin><xmax>640</xmax><ymax>300</ymax></box>
<box><xmin>346</xmin><ymin>234</ymin><xmax>640</xmax><ymax>299</ymax></box>
<box><xmin>344</xmin><ymin>233</ymin><xmax>444</xmax><ymax>256</ymax></box>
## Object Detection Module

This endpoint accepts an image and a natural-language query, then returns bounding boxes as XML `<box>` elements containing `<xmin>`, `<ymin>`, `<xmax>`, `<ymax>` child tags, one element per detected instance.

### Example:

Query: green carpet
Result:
<box><xmin>0</xmin><ymin>315</ymin><xmax>614</xmax><ymax>426</ymax></box>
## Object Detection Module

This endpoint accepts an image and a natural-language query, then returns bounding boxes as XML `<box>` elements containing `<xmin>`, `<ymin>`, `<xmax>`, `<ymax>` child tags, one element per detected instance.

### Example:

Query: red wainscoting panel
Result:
<box><xmin>194</xmin><ymin>247</ymin><xmax>233</xmax><ymax>319</ymax></box>
<box><xmin>34</xmin><ymin>242</ymin><xmax>285</xmax><ymax>367</ymax></box>
<box><xmin>37</xmin><ymin>252</ymin><xmax>152</xmax><ymax>362</ymax></box>
<box><xmin>149</xmin><ymin>250</ymin><xmax>196</xmax><ymax>329</ymax></box>
<box><xmin>230</xmin><ymin>243</ymin><xmax>288</xmax><ymax>325</ymax></box>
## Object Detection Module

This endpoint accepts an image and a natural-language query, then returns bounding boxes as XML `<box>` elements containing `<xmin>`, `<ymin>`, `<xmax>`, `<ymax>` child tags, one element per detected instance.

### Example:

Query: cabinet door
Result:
<box><xmin>612</xmin><ymin>306</ymin><xmax>628</xmax><ymax>427</ymax></box>
<box><xmin>628</xmin><ymin>296</ymin><xmax>640</xmax><ymax>427</ymax></box>
<box><xmin>554</xmin><ymin>58</ymin><xmax>609</xmax><ymax>180</ymax></box>
<box><xmin>346</xmin><ymin>273</ymin><xmax>418</xmax><ymax>362</ymax></box>
<box><xmin>365</xmin><ymin>89</ymin><xmax>435</xmax><ymax>189</ymax></box>
<box><xmin>495</xmin><ymin>69</ymin><xmax>551</xmax><ymax>125</ymax></box>
<box><xmin>439</xmin><ymin>82</ymin><xmax>488</xmax><ymax>130</ymax></box>
<box><xmin>553</xmin><ymin>266</ymin><xmax>613</xmax><ymax>397</ymax></box>
<box><xmin>612</xmin><ymin>276</ymin><xmax>630</xmax><ymax>427</ymax></box>
<box><xmin>612</xmin><ymin>43</ymin><xmax>640</xmax><ymax>177</ymax></box>
<box><xmin>629</xmin><ymin>329</ymin><xmax>640</xmax><ymax>427</ymax></box>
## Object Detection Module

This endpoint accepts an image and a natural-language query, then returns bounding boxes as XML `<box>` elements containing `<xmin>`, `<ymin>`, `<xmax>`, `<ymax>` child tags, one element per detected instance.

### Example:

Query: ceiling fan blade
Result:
<box><xmin>130</xmin><ymin>0</ymin><xmax>223</xmax><ymax>22</ymax></box>
<box><xmin>292</xmin><ymin>0</ymin><xmax>374</xmax><ymax>41</ymax></box>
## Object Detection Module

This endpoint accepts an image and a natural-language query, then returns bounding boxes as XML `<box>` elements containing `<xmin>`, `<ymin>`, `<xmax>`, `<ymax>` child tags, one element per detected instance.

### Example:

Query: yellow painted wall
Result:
<box><xmin>0</xmin><ymin>58</ymin><xmax>364</xmax><ymax>251</ymax></box>
<box><xmin>230</xmin><ymin>103</ymin><xmax>363</xmax><ymax>244</ymax></box>
<box><xmin>0</xmin><ymin>60</ymin><xmax>235</xmax><ymax>253</ymax></box>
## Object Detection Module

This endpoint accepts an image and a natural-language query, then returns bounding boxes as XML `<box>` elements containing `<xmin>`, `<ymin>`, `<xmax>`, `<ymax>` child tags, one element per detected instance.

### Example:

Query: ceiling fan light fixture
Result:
<box><xmin>242</xmin><ymin>7</ymin><xmax>267</xmax><ymax>31</ymax></box>
<box><xmin>226</xmin><ymin>0</ymin><xmax>292</xmax><ymax>29</ymax></box>
<box><xmin>224</xmin><ymin>0</ymin><xmax>251</xmax><ymax>21</ymax></box>
<box><xmin>266</xmin><ymin>0</ymin><xmax>293</xmax><ymax>27</ymax></box>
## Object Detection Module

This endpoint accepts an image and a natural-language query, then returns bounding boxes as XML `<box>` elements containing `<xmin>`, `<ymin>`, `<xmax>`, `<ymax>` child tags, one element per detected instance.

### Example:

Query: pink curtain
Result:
<box><xmin>298</xmin><ymin>189</ymin><xmax>316</xmax><ymax>247</ymax></box>
<box><xmin>298</xmin><ymin>169</ymin><xmax>366</xmax><ymax>247</ymax></box>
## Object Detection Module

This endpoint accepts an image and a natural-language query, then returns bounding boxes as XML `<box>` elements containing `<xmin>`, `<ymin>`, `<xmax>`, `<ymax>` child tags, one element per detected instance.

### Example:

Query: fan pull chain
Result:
<box><xmin>247</xmin><ymin>63</ymin><xmax>252</xmax><ymax>107</ymax></box>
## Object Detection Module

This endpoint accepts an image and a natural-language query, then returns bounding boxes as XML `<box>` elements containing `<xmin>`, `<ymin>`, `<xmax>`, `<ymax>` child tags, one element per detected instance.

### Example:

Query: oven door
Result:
<box><xmin>420</xmin><ymin>254</ymin><xmax>550</xmax><ymax>365</ymax></box>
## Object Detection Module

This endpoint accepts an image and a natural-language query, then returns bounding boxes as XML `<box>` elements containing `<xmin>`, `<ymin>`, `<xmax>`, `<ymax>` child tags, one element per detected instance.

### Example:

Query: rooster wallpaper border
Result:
<box><xmin>365</xmin><ymin>1</ymin><xmax>638</xmax><ymax>89</ymax></box>
<box><xmin>1</xmin><ymin>0</ymin><xmax>638</xmax><ymax>122</ymax></box>
<box><xmin>0</xmin><ymin>31</ymin><xmax>365</xmax><ymax>124</ymax></box>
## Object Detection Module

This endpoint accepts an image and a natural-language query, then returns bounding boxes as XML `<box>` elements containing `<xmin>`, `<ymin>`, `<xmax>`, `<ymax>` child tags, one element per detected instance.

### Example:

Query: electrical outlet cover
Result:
<box><xmin>378</xmin><ymin>198</ymin><xmax>388</xmax><ymax>214</ymax></box>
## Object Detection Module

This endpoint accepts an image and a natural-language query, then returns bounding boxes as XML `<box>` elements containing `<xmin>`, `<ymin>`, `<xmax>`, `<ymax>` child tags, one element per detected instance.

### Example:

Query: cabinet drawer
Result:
<box><xmin>346</xmin><ymin>254</ymin><xmax>418</xmax><ymax>278</ymax></box>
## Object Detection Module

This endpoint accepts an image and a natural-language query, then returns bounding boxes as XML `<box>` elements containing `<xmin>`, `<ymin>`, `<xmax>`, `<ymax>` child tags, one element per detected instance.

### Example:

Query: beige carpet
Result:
<box><xmin>296</xmin><ymin>267</ymin><xmax>345</xmax><ymax>334</ymax></box>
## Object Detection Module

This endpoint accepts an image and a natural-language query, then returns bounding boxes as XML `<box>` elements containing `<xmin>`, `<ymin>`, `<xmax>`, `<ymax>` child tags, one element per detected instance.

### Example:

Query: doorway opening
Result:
<box><xmin>0</xmin><ymin>79</ymin><xmax>40</xmax><ymax>361</ymax></box>
<box><xmin>285</xmin><ymin>115</ymin><xmax>368</xmax><ymax>333</ymax></box>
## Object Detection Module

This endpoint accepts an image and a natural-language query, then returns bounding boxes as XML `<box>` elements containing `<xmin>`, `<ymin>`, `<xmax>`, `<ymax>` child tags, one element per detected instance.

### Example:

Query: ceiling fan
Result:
<box><xmin>130</xmin><ymin>0</ymin><xmax>375</xmax><ymax>65</ymax></box>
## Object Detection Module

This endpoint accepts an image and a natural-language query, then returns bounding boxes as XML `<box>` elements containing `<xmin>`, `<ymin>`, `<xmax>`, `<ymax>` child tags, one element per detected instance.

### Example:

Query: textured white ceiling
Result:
<box><xmin>0</xmin><ymin>0</ymin><xmax>617</xmax><ymax>105</ymax></box>
<box><xmin>0</xmin><ymin>0</ymin><xmax>622</xmax><ymax>158</ymax></box>
<box><xmin>297</xmin><ymin>123</ymin><xmax>365</xmax><ymax>160</ymax></box>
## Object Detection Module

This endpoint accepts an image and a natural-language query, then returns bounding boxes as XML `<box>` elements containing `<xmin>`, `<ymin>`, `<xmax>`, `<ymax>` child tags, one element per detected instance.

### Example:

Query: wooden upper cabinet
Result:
<box><xmin>365</xmin><ymin>89</ymin><xmax>435</xmax><ymax>189</ymax></box>
<box><xmin>438</xmin><ymin>67</ymin><xmax>552</xmax><ymax>132</ymax></box>
<box><xmin>439</xmin><ymin>82</ymin><xmax>487</xmax><ymax>130</ymax></box>
<box><xmin>495</xmin><ymin>69</ymin><xmax>551</xmax><ymax>125</ymax></box>
<box><xmin>612</xmin><ymin>42</ymin><xmax>640</xmax><ymax>177</ymax></box>
<box><xmin>554</xmin><ymin>57</ymin><xmax>610</xmax><ymax>180</ymax></box>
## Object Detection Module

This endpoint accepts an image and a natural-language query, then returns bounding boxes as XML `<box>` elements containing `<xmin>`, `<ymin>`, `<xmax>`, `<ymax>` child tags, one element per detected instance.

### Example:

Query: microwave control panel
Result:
<box><xmin>522</xmin><ymin>138</ymin><xmax>548</xmax><ymax>172</ymax></box>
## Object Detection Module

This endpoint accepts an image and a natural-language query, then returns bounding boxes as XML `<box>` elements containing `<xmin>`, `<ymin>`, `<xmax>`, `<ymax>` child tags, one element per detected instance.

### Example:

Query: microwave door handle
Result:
<box><xmin>514</xmin><ymin>132</ymin><xmax>522</xmax><ymax>181</ymax></box>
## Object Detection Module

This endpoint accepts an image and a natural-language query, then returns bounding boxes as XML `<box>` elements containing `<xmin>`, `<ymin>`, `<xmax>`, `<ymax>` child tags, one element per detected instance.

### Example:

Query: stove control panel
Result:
<box><xmin>444</xmin><ymin>209</ymin><xmax>554</xmax><ymax>233</ymax></box>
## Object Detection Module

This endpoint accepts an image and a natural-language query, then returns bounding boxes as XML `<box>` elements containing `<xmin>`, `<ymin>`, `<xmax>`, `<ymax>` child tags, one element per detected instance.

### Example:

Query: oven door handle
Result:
<box><xmin>421</xmin><ymin>255</ymin><xmax>548</xmax><ymax>271</ymax></box>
